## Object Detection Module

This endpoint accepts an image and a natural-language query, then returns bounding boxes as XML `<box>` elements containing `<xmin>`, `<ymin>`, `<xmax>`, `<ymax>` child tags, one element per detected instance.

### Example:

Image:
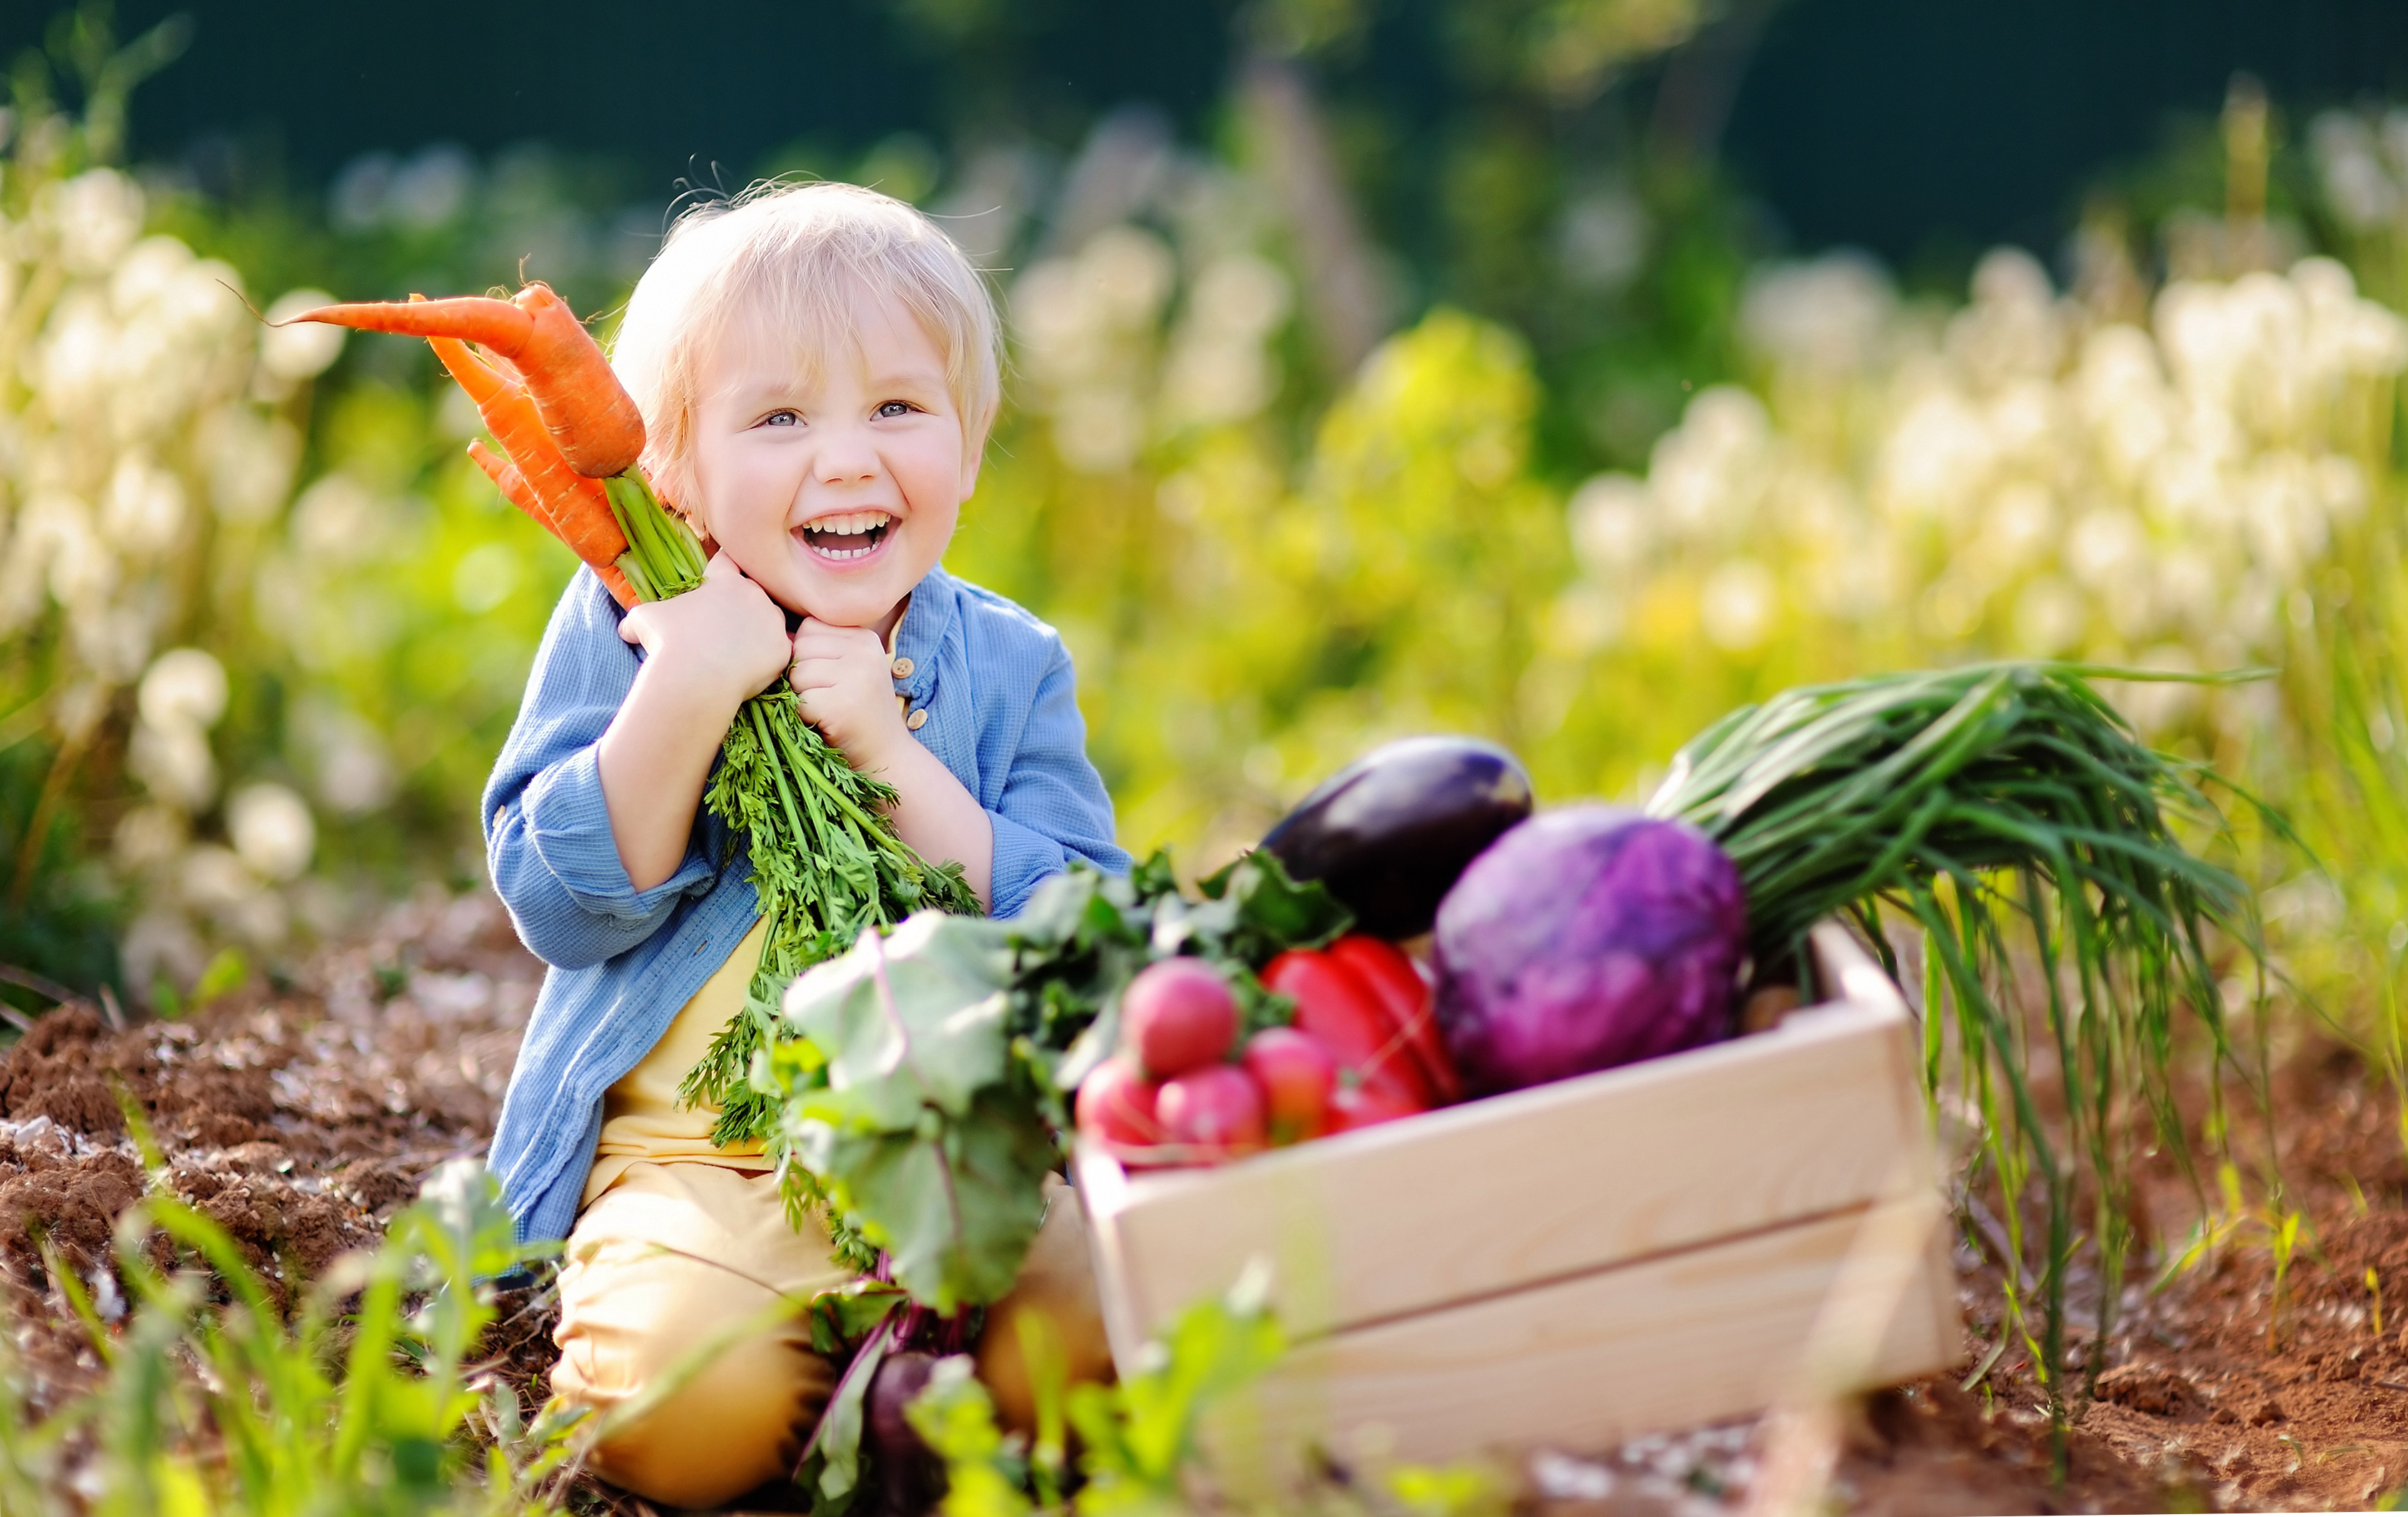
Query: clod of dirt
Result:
<box><xmin>2093</xmin><ymin>1364</ymin><xmax>2198</xmax><ymax>1417</ymax></box>
<box><xmin>0</xmin><ymin>1143</ymin><xmax>144</xmax><ymax>1270</ymax></box>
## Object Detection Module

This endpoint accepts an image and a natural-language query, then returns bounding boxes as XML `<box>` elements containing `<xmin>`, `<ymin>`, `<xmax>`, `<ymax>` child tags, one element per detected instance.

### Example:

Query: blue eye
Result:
<box><xmin>763</xmin><ymin>410</ymin><xmax>800</xmax><ymax>428</ymax></box>
<box><xmin>875</xmin><ymin>400</ymin><xmax>917</xmax><ymax>419</ymax></box>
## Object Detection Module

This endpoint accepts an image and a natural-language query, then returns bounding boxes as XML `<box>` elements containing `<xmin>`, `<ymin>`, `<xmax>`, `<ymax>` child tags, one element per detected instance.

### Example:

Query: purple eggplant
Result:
<box><xmin>1261</xmin><ymin>736</ymin><xmax>1534</xmax><ymax>939</ymax></box>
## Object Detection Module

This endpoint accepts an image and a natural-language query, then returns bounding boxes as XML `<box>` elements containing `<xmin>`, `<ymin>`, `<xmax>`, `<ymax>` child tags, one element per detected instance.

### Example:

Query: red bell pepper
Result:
<box><xmin>1323</xmin><ymin>934</ymin><xmax>1462</xmax><ymax>1103</ymax></box>
<box><xmin>1261</xmin><ymin>937</ymin><xmax>1452</xmax><ymax>1127</ymax></box>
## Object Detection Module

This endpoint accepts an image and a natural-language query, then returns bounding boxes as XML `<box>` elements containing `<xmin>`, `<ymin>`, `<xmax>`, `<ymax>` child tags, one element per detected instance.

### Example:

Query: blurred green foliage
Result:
<box><xmin>4</xmin><ymin>0</ymin><xmax>2407</xmax><ymax>1077</ymax></box>
<box><xmin>1</xmin><ymin>1159</ymin><xmax>584</xmax><ymax>1515</ymax></box>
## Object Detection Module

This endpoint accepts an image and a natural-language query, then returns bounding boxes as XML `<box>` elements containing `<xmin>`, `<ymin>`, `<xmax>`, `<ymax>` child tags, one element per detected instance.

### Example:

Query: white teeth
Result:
<box><xmin>797</xmin><ymin>509</ymin><xmax>895</xmax><ymax>561</ymax></box>
<box><xmin>802</xmin><ymin>510</ymin><xmax>895</xmax><ymax>535</ymax></box>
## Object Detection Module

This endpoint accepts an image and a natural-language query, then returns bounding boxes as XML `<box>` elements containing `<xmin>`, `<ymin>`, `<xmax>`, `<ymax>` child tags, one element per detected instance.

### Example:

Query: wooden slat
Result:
<box><xmin>1214</xmin><ymin>1201</ymin><xmax>1960</xmax><ymax>1472</ymax></box>
<box><xmin>1079</xmin><ymin>927</ymin><xmax>1931</xmax><ymax>1352</ymax></box>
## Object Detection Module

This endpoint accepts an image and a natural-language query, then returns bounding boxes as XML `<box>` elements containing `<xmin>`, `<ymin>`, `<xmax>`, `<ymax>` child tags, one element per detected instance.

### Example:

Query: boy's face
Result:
<box><xmin>688</xmin><ymin>283</ymin><xmax>978</xmax><ymax>632</ymax></box>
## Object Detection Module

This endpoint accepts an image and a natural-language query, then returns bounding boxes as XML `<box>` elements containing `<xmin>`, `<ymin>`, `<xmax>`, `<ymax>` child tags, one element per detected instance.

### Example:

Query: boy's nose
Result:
<box><xmin>816</xmin><ymin>427</ymin><xmax>881</xmax><ymax>484</ymax></box>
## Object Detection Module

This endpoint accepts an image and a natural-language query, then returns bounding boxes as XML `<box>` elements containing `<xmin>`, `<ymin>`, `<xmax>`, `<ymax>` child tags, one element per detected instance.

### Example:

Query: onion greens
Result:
<box><xmin>1648</xmin><ymin>661</ymin><xmax>2272</xmax><ymax>1428</ymax></box>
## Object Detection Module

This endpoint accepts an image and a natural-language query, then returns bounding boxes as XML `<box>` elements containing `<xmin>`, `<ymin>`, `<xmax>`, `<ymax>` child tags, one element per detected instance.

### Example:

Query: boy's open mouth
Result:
<box><xmin>797</xmin><ymin>510</ymin><xmax>894</xmax><ymax>563</ymax></box>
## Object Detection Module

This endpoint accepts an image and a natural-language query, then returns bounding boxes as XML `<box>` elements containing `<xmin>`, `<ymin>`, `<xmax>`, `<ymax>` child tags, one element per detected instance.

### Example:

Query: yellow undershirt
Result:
<box><xmin>583</xmin><ymin>601</ymin><xmax>920</xmax><ymax>1209</ymax></box>
<box><xmin>584</xmin><ymin>916</ymin><xmax>773</xmax><ymax>1207</ymax></box>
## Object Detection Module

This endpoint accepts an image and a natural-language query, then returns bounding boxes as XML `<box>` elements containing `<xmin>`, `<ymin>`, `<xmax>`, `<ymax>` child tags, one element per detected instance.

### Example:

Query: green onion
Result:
<box><xmin>1648</xmin><ymin>661</ymin><xmax>2270</xmax><ymax>1431</ymax></box>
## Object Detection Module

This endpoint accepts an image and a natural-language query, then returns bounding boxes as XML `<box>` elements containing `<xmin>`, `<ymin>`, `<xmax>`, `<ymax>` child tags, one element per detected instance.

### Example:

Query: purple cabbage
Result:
<box><xmin>1432</xmin><ymin>805</ymin><xmax>1748</xmax><ymax>1096</ymax></box>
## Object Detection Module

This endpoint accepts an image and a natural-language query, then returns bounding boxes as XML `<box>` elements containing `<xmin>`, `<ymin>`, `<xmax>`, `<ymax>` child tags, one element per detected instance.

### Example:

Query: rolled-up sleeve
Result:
<box><xmin>987</xmin><ymin>645</ymin><xmax>1129</xmax><ymax>918</ymax></box>
<box><xmin>483</xmin><ymin>571</ymin><xmax>718</xmax><ymax>967</ymax></box>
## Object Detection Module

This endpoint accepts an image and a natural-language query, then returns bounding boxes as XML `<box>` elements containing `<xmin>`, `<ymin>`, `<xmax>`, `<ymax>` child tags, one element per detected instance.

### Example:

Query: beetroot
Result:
<box><xmin>1432</xmin><ymin>805</ymin><xmax>1746</xmax><ymax>1096</ymax></box>
<box><xmin>1122</xmin><ymin>958</ymin><xmax>1239</xmax><ymax>1078</ymax></box>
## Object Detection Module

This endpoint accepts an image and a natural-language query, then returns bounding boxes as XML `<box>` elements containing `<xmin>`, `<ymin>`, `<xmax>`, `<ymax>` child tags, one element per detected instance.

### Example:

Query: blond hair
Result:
<box><xmin>611</xmin><ymin>181</ymin><xmax>1002</xmax><ymax>510</ymax></box>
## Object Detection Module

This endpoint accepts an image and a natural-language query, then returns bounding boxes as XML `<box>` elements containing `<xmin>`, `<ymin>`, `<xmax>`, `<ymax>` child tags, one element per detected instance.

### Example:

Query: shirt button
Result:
<box><xmin>906</xmin><ymin>708</ymin><xmax>929</xmax><ymax>731</ymax></box>
<box><xmin>892</xmin><ymin>657</ymin><xmax>915</xmax><ymax>679</ymax></box>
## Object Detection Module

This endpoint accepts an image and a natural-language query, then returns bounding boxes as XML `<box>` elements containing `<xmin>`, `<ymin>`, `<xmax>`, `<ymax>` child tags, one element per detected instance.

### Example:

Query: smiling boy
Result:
<box><xmin>480</xmin><ymin>183</ymin><xmax>1127</xmax><ymax>1507</ymax></box>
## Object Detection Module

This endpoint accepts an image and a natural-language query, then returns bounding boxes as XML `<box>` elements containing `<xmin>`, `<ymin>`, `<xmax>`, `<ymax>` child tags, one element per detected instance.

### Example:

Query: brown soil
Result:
<box><xmin>10</xmin><ymin>887</ymin><xmax>2408</xmax><ymax>1513</ymax></box>
<box><xmin>0</xmin><ymin>887</ymin><xmax>540</xmax><ymax>1422</ymax></box>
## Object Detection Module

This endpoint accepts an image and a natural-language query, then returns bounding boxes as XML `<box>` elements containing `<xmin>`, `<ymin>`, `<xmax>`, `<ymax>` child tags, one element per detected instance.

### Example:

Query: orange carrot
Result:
<box><xmin>289</xmin><ymin>283</ymin><xmax>645</xmax><ymax>478</ymax></box>
<box><xmin>467</xmin><ymin>439</ymin><xmax>640</xmax><ymax>608</ymax></box>
<box><xmin>428</xmin><ymin>332</ymin><xmax>633</xmax><ymax>573</ymax></box>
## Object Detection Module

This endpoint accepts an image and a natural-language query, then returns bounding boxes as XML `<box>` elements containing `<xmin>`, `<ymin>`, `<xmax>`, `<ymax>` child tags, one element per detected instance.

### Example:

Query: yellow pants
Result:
<box><xmin>550</xmin><ymin>1161</ymin><xmax>1112</xmax><ymax>1510</ymax></box>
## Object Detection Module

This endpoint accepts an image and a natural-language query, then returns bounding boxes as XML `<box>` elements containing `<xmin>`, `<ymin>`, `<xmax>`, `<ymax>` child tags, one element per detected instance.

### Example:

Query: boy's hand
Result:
<box><xmin>790</xmin><ymin>618</ymin><xmax>910</xmax><ymax>769</ymax></box>
<box><xmin>617</xmin><ymin>553</ymin><xmax>791</xmax><ymax>713</ymax></box>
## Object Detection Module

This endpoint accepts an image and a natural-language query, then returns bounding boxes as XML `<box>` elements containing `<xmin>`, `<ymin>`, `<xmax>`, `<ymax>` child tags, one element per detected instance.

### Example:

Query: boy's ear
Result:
<box><xmin>959</xmin><ymin>440</ymin><xmax>986</xmax><ymax>499</ymax></box>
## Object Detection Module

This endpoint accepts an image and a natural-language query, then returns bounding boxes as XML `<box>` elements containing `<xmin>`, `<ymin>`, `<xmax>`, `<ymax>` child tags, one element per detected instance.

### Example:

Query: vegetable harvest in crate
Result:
<box><xmin>760</xmin><ymin>664</ymin><xmax>2266</xmax><ymax>1409</ymax></box>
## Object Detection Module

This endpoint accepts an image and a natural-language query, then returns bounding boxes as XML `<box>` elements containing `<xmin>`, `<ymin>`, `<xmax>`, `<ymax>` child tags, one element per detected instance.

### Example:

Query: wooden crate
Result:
<box><xmin>1072</xmin><ymin>924</ymin><xmax>1959</xmax><ymax>1465</ymax></box>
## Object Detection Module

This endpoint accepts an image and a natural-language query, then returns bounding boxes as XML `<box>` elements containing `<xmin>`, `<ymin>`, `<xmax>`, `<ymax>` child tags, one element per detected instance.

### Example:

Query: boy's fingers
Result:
<box><xmin>790</xmin><ymin>631</ymin><xmax>877</xmax><ymax>664</ymax></box>
<box><xmin>785</xmin><ymin>657</ymin><xmax>847</xmax><ymax>690</ymax></box>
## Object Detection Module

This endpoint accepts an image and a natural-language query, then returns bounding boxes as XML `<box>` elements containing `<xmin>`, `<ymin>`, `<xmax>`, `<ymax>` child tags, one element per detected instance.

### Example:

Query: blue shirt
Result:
<box><xmin>482</xmin><ymin>563</ymin><xmax>1128</xmax><ymax>1244</ymax></box>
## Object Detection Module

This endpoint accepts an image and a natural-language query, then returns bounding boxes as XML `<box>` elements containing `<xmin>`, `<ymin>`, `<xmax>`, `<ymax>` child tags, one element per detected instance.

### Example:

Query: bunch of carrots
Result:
<box><xmin>291</xmin><ymin>288</ymin><xmax>979</xmax><ymax>1149</ymax></box>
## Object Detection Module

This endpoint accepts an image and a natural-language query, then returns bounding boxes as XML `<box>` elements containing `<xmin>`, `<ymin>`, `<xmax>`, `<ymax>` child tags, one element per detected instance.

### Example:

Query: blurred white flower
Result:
<box><xmin>113</xmin><ymin>803</ymin><xmax>186</xmax><ymax>872</ymax></box>
<box><xmin>329</xmin><ymin>151</ymin><xmax>398</xmax><ymax>233</ymax></box>
<box><xmin>292</xmin><ymin>471</ymin><xmax>385</xmax><ymax>563</ymax></box>
<box><xmin>1651</xmin><ymin>387</ymin><xmax>1770</xmax><ymax>538</ymax></box>
<box><xmin>1558</xmin><ymin>187</ymin><xmax>1650</xmax><ymax>292</ymax></box>
<box><xmin>138</xmin><ymin>647</ymin><xmax>228</xmax><ymax>731</ymax></box>
<box><xmin>2066</xmin><ymin>508</ymin><xmax>2147</xmax><ymax>589</ymax></box>
<box><xmin>34</xmin><ymin>293</ymin><xmax>117</xmax><ymax>410</ymax></box>
<box><xmin>121</xmin><ymin>908</ymin><xmax>206</xmax><ymax>998</ymax></box>
<box><xmin>1160</xmin><ymin>254</ymin><xmax>1291</xmax><ymax>426</ymax></box>
<box><xmin>228</xmin><ymin>783</ymin><xmax>316</xmax><ymax>882</ymax></box>
<box><xmin>74</xmin><ymin>602</ymin><xmax>153</xmax><ymax>685</ymax></box>
<box><xmin>203</xmin><ymin>410</ymin><xmax>300</xmax><ymax>523</ymax></box>
<box><xmin>386</xmin><ymin>143</ymin><xmax>475</xmax><ymax>231</ymax></box>
<box><xmin>1701</xmin><ymin>558</ymin><xmax>1776</xmax><ymax>651</ymax></box>
<box><xmin>109</xmin><ymin>235</ymin><xmax>195</xmax><ymax>314</ymax></box>
<box><xmin>1878</xmin><ymin>389</ymin><xmax>1994</xmax><ymax>518</ymax></box>
<box><xmin>129</xmin><ymin>717</ymin><xmax>216</xmax><ymax>810</ymax></box>
<box><xmin>178</xmin><ymin>843</ymin><xmax>258</xmax><ymax>910</ymax></box>
<box><xmin>258</xmin><ymin>289</ymin><xmax>346</xmax><ymax>380</ymax></box>
<box><xmin>51</xmin><ymin>680</ymin><xmax>111</xmax><ymax>743</ymax></box>
<box><xmin>1739</xmin><ymin>252</ymin><xmax>1895</xmax><ymax>374</ymax></box>
<box><xmin>1051</xmin><ymin>388</ymin><xmax>1148</xmax><ymax>473</ymax></box>
<box><xmin>1946</xmin><ymin>248</ymin><xmax>2065</xmax><ymax>382</ymax></box>
<box><xmin>1082</xmin><ymin>226</ymin><xmax>1177</xmax><ymax>328</ymax></box>
<box><xmin>1981</xmin><ymin>480</ymin><xmax>2057</xmax><ymax>568</ymax></box>
<box><xmin>1569</xmin><ymin>473</ymin><xmax>1651</xmax><ymax>575</ymax></box>
<box><xmin>101</xmin><ymin>453</ymin><xmax>186</xmax><ymax>550</ymax></box>
<box><xmin>44</xmin><ymin>168</ymin><xmax>143</xmax><ymax>273</ymax></box>
<box><xmin>296</xmin><ymin>701</ymin><xmax>397</xmax><ymax>816</ymax></box>
<box><xmin>20</xmin><ymin>491</ymin><xmax>113</xmax><ymax>607</ymax></box>
<box><xmin>2312</xmin><ymin>111</ymin><xmax>2401</xmax><ymax>231</ymax></box>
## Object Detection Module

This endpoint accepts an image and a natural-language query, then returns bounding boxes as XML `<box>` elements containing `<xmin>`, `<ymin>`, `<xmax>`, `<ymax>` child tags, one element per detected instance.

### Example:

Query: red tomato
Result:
<box><xmin>1324</xmin><ymin>935</ymin><xmax>1461</xmax><ymax>1102</ymax></box>
<box><xmin>1241</xmin><ymin>1027</ymin><xmax>1336</xmax><ymax>1144</ymax></box>
<box><xmin>1156</xmin><ymin>1065</ymin><xmax>1269</xmax><ymax>1161</ymax></box>
<box><xmin>1121</xmin><ymin>958</ymin><xmax>1240</xmax><ymax>1079</ymax></box>
<box><xmin>1262</xmin><ymin>949</ymin><xmax>1434</xmax><ymax>1108</ymax></box>
<box><xmin>1074</xmin><ymin>1056</ymin><xmax>1164</xmax><ymax>1155</ymax></box>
